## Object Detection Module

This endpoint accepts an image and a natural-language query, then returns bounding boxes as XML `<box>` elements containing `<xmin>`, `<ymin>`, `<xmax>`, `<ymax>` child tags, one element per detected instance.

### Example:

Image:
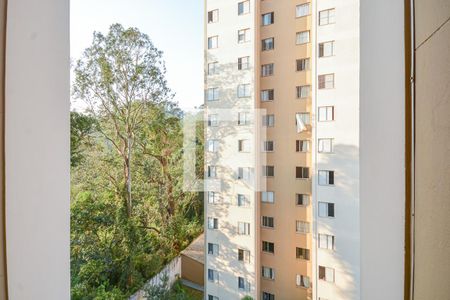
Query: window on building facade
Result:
<box><xmin>318</xmin><ymin>74</ymin><xmax>335</xmax><ymax>89</ymax></box>
<box><xmin>296</xmin><ymin>112</ymin><xmax>310</xmax><ymax>125</ymax></box>
<box><xmin>262</xmin><ymin>114</ymin><xmax>275</xmax><ymax>127</ymax></box>
<box><xmin>207</xmin><ymin>139</ymin><xmax>219</xmax><ymax>152</ymax></box>
<box><xmin>208</xmin><ymin>114</ymin><xmax>218</xmax><ymax>127</ymax></box>
<box><xmin>237</xmin><ymin>167</ymin><xmax>251</xmax><ymax>180</ymax></box>
<box><xmin>208</xmin><ymin>191</ymin><xmax>219</xmax><ymax>204</ymax></box>
<box><xmin>296</xmin><ymin>221</ymin><xmax>310</xmax><ymax>233</ymax></box>
<box><xmin>208</xmin><ymin>62</ymin><xmax>218</xmax><ymax>75</ymax></box>
<box><xmin>237</xmin><ymin>194</ymin><xmax>249</xmax><ymax>207</ymax></box>
<box><xmin>318</xmin><ymin>170</ymin><xmax>335</xmax><ymax>185</ymax></box>
<box><xmin>261</xmin><ymin>191</ymin><xmax>275</xmax><ymax>203</ymax></box>
<box><xmin>238</xmin><ymin>139</ymin><xmax>251</xmax><ymax>152</ymax></box>
<box><xmin>296</xmin><ymin>140</ymin><xmax>310</xmax><ymax>152</ymax></box>
<box><xmin>296</xmin><ymin>166</ymin><xmax>310</xmax><ymax>179</ymax></box>
<box><xmin>208</xmin><ymin>243</ymin><xmax>219</xmax><ymax>255</ymax></box>
<box><xmin>263</xmin><ymin>140</ymin><xmax>274</xmax><ymax>152</ymax></box>
<box><xmin>238</xmin><ymin>277</ymin><xmax>250</xmax><ymax>291</ymax></box>
<box><xmin>208</xmin><ymin>217</ymin><xmax>219</xmax><ymax>229</ymax></box>
<box><xmin>263</xmin><ymin>165</ymin><xmax>275</xmax><ymax>177</ymax></box>
<box><xmin>296</xmin><ymin>194</ymin><xmax>310</xmax><ymax>206</ymax></box>
<box><xmin>238</xmin><ymin>28</ymin><xmax>250</xmax><ymax>43</ymax></box>
<box><xmin>206</xmin><ymin>87</ymin><xmax>219</xmax><ymax>101</ymax></box>
<box><xmin>319</xmin><ymin>41</ymin><xmax>334</xmax><ymax>57</ymax></box>
<box><xmin>262</xmin><ymin>37</ymin><xmax>274</xmax><ymax>51</ymax></box>
<box><xmin>319</xmin><ymin>8</ymin><xmax>335</xmax><ymax>25</ymax></box>
<box><xmin>238</xmin><ymin>56</ymin><xmax>250</xmax><ymax>70</ymax></box>
<box><xmin>207</xmin><ymin>165</ymin><xmax>217</xmax><ymax>178</ymax></box>
<box><xmin>238</xmin><ymin>112</ymin><xmax>250</xmax><ymax>125</ymax></box>
<box><xmin>319</xmin><ymin>234</ymin><xmax>335</xmax><ymax>250</ymax></box>
<box><xmin>262</xmin><ymin>12</ymin><xmax>274</xmax><ymax>25</ymax></box>
<box><xmin>238</xmin><ymin>248</ymin><xmax>251</xmax><ymax>262</ymax></box>
<box><xmin>296</xmin><ymin>274</ymin><xmax>310</xmax><ymax>288</ymax></box>
<box><xmin>208</xmin><ymin>36</ymin><xmax>218</xmax><ymax>49</ymax></box>
<box><xmin>238</xmin><ymin>222</ymin><xmax>250</xmax><ymax>235</ymax></box>
<box><xmin>208</xmin><ymin>9</ymin><xmax>219</xmax><ymax>23</ymax></box>
<box><xmin>261</xmin><ymin>63</ymin><xmax>274</xmax><ymax>76</ymax></box>
<box><xmin>262</xmin><ymin>241</ymin><xmax>275</xmax><ymax>254</ymax></box>
<box><xmin>296</xmin><ymin>85</ymin><xmax>311</xmax><ymax>98</ymax></box>
<box><xmin>296</xmin><ymin>58</ymin><xmax>310</xmax><ymax>71</ymax></box>
<box><xmin>319</xmin><ymin>266</ymin><xmax>335</xmax><ymax>282</ymax></box>
<box><xmin>238</xmin><ymin>1</ymin><xmax>250</xmax><ymax>15</ymax></box>
<box><xmin>296</xmin><ymin>3</ymin><xmax>310</xmax><ymax>17</ymax></box>
<box><xmin>262</xmin><ymin>266</ymin><xmax>275</xmax><ymax>280</ymax></box>
<box><xmin>262</xmin><ymin>292</ymin><xmax>275</xmax><ymax>300</ymax></box>
<box><xmin>208</xmin><ymin>295</ymin><xmax>219</xmax><ymax>300</ymax></box>
<box><xmin>318</xmin><ymin>106</ymin><xmax>335</xmax><ymax>121</ymax></box>
<box><xmin>296</xmin><ymin>247</ymin><xmax>310</xmax><ymax>260</ymax></box>
<box><xmin>261</xmin><ymin>89</ymin><xmax>274</xmax><ymax>101</ymax></box>
<box><xmin>296</xmin><ymin>31</ymin><xmax>310</xmax><ymax>44</ymax></box>
<box><xmin>262</xmin><ymin>216</ymin><xmax>274</xmax><ymax>228</ymax></box>
<box><xmin>319</xmin><ymin>202</ymin><xmax>335</xmax><ymax>217</ymax></box>
<box><xmin>318</xmin><ymin>138</ymin><xmax>333</xmax><ymax>153</ymax></box>
<box><xmin>237</xmin><ymin>84</ymin><xmax>251</xmax><ymax>98</ymax></box>
<box><xmin>208</xmin><ymin>269</ymin><xmax>219</xmax><ymax>282</ymax></box>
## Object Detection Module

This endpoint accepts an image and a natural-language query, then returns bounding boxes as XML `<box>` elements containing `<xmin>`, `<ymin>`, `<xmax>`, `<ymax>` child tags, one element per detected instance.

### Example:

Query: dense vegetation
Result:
<box><xmin>70</xmin><ymin>24</ymin><xmax>203</xmax><ymax>299</ymax></box>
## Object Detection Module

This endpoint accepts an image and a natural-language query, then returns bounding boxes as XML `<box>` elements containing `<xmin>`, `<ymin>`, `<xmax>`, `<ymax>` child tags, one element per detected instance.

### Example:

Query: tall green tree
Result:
<box><xmin>71</xmin><ymin>24</ymin><xmax>202</xmax><ymax>299</ymax></box>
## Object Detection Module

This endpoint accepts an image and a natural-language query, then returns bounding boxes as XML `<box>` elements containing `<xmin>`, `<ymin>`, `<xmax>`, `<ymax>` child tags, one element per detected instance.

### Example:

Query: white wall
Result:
<box><xmin>205</xmin><ymin>0</ymin><xmax>257</xmax><ymax>298</ymax></box>
<box><xmin>360</xmin><ymin>0</ymin><xmax>405</xmax><ymax>299</ymax></box>
<box><xmin>5</xmin><ymin>0</ymin><xmax>70</xmax><ymax>299</ymax></box>
<box><xmin>313</xmin><ymin>0</ymin><xmax>361</xmax><ymax>299</ymax></box>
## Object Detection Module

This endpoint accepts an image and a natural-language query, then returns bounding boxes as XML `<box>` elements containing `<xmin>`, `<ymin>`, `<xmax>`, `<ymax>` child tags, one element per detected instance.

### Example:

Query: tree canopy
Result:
<box><xmin>71</xmin><ymin>24</ymin><xmax>203</xmax><ymax>299</ymax></box>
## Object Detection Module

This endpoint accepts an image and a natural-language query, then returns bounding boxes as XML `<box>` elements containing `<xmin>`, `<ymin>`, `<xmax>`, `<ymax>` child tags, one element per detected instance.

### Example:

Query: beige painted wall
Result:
<box><xmin>414</xmin><ymin>0</ymin><xmax>450</xmax><ymax>299</ymax></box>
<box><xmin>181</xmin><ymin>255</ymin><xmax>204</xmax><ymax>286</ymax></box>
<box><xmin>258</xmin><ymin>0</ymin><xmax>312</xmax><ymax>299</ymax></box>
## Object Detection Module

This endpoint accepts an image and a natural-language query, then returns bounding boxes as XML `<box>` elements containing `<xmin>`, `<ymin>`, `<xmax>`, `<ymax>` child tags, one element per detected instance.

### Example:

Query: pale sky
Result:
<box><xmin>70</xmin><ymin>0</ymin><xmax>204</xmax><ymax>110</ymax></box>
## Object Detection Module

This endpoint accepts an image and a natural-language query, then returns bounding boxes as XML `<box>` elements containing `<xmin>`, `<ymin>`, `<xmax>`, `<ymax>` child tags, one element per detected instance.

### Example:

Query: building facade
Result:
<box><xmin>203</xmin><ymin>0</ymin><xmax>407</xmax><ymax>300</ymax></box>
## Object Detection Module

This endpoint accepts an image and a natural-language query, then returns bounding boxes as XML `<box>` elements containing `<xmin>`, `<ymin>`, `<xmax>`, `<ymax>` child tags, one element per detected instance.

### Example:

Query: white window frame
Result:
<box><xmin>262</xmin><ymin>266</ymin><xmax>275</xmax><ymax>280</ymax></box>
<box><xmin>208</xmin><ymin>114</ymin><xmax>218</xmax><ymax>127</ymax></box>
<box><xmin>296</xmin><ymin>193</ymin><xmax>310</xmax><ymax>206</ymax></box>
<box><xmin>238</xmin><ymin>248</ymin><xmax>251</xmax><ymax>263</ymax></box>
<box><xmin>208</xmin><ymin>191</ymin><xmax>219</xmax><ymax>204</ymax></box>
<box><xmin>296</xmin><ymin>221</ymin><xmax>310</xmax><ymax>234</ymax></box>
<box><xmin>262</xmin><ymin>114</ymin><xmax>275</xmax><ymax>127</ymax></box>
<box><xmin>297</xmin><ymin>85</ymin><xmax>310</xmax><ymax>98</ymax></box>
<box><xmin>238</xmin><ymin>28</ymin><xmax>250</xmax><ymax>43</ymax></box>
<box><xmin>208</xmin><ymin>217</ymin><xmax>219</xmax><ymax>229</ymax></box>
<box><xmin>296</xmin><ymin>140</ymin><xmax>310</xmax><ymax>152</ymax></box>
<box><xmin>318</xmin><ymin>233</ymin><xmax>335</xmax><ymax>250</ymax></box>
<box><xmin>207</xmin><ymin>165</ymin><xmax>217</xmax><ymax>178</ymax></box>
<box><xmin>237</xmin><ymin>194</ymin><xmax>249</xmax><ymax>207</ymax></box>
<box><xmin>318</xmin><ymin>106</ymin><xmax>335</xmax><ymax>121</ymax></box>
<box><xmin>207</xmin><ymin>243</ymin><xmax>219</xmax><ymax>255</ymax></box>
<box><xmin>206</xmin><ymin>87</ymin><xmax>219</xmax><ymax>101</ymax></box>
<box><xmin>238</xmin><ymin>0</ymin><xmax>250</xmax><ymax>15</ymax></box>
<box><xmin>296</xmin><ymin>58</ymin><xmax>310</xmax><ymax>71</ymax></box>
<box><xmin>261</xmin><ymin>216</ymin><xmax>274</xmax><ymax>228</ymax></box>
<box><xmin>208</xmin><ymin>9</ymin><xmax>219</xmax><ymax>24</ymax></box>
<box><xmin>238</xmin><ymin>56</ymin><xmax>250</xmax><ymax>70</ymax></box>
<box><xmin>261</xmin><ymin>89</ymin><xmax>274</xmax><ymax>101</ymax></box>
<box><xmin>296</xmin><ymin>274</ymin><xmax>310</xmax><ymax>288</ymax></box>
<box><xmin>237</xmin><ymin>84</ymin><xmax>251</xmax><ymax>98</ymax></box>
<box><xmin>318</xmin><ymin>138</ymin><xmax>333</xmax><ymax>153</ymax></box>
<box><xmin>207</xmin><ymin>61</ymin><xmax>218</xmax><ymax>75</ymax></box>
<box><xmin>319</xmin><ymin>266</ymin><xmax>335</xmax><ymax>283</ymax></box>
<box><xmin>318</xmin><ymin>170</ymin><xmax>335</xmax><ymax>185</ymax></box>
<box><xmin>262</xmin><ymin>12</ymin><xmax>274</xmax><ymax>26</ymax></box>
<box><xmin>319</xmin><ymin>41</ymin><xmax>335</xmax><ymax>57</ymax></box>
<box><xmin>262</xmin><ymin>37</ymin><xmax>274</xmax><ymax>51</ymax></box>
<box><xmin>262</xmin><ymin>140</ymin><xmax>274</xmax><ymax>152</ymax></box>
<box><xmin>238</xmin><ymin>112</ymin><xmax>250</xmax><ymax>125</ymax></box>
<box><xmin>261</xmin><ymin>191</ymin><xmax>275</xmax><ymax>203</ymax></box>
<box><xmin>296</xmin><ymin>31</ymin><xmax>310</xmax><ymax>44</ymax></box>
<box><xmin>296</xmin><ymin>3</ymin><xmax>310</xmax><ymax>18</ymax></box>
<box><xmin>319</xmin><ymin>202</ymin><xmax>335</xmax><ymax>218</ymax></box>
<box><xmin>261</xmin><ymin>63</ymin><xmax>274</xmax><ymax>76</ymax></box>
<box><xmin>319</xmin><ymin>8</ymin><xmax>336</xmax><ymax>26</ymax></box>
<box><xmin>318</xmin><ymin>73</ymin><xmax>335</xmax><ymax>89</ymax></box>
<box><xmin>208</xmin><ymin>36</ymin><xmax>218</xmax><ymax>49</ymax></box>
<box><xmin>207</xmin><ymin>139</ymin><xmax>219</xmax><ymax>152</ymax></box>
<box><xmin>208</xmin><ymin>268</ymin><xmax>219</xmax><ymax>282</ymax></box>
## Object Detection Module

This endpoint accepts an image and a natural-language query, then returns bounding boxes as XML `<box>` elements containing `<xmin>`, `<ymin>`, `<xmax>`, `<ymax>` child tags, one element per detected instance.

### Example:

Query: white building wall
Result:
<box><xmin>205</xmin><ymin>0</ymin><xmax>257</xmax><ymax>299</ymax></box>
<box><xmin>313</xmin><ymin>0</ymin><xmax>360</xmax><ymax>299</ymax></box>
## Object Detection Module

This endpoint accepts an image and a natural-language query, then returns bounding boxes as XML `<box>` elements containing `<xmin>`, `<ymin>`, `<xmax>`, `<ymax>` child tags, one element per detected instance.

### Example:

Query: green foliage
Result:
<box><xmin>71</xmin><ymin>111</ymin><xmax>96</xmax><ymax>167</ymax></box>
<box><xmin>71</xmin><ymin>23</ymin><xmax>203</xmax><ymax>299</ymax></box>
<box><xmin>241</xmin><ymin>296</ymin><xmax>254</xmax><ymax>300</ymax></box>
<box><xmin>144</xmin><ymin>276</ymin><xmax>198</xmax><ymax>300</ymax></box>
